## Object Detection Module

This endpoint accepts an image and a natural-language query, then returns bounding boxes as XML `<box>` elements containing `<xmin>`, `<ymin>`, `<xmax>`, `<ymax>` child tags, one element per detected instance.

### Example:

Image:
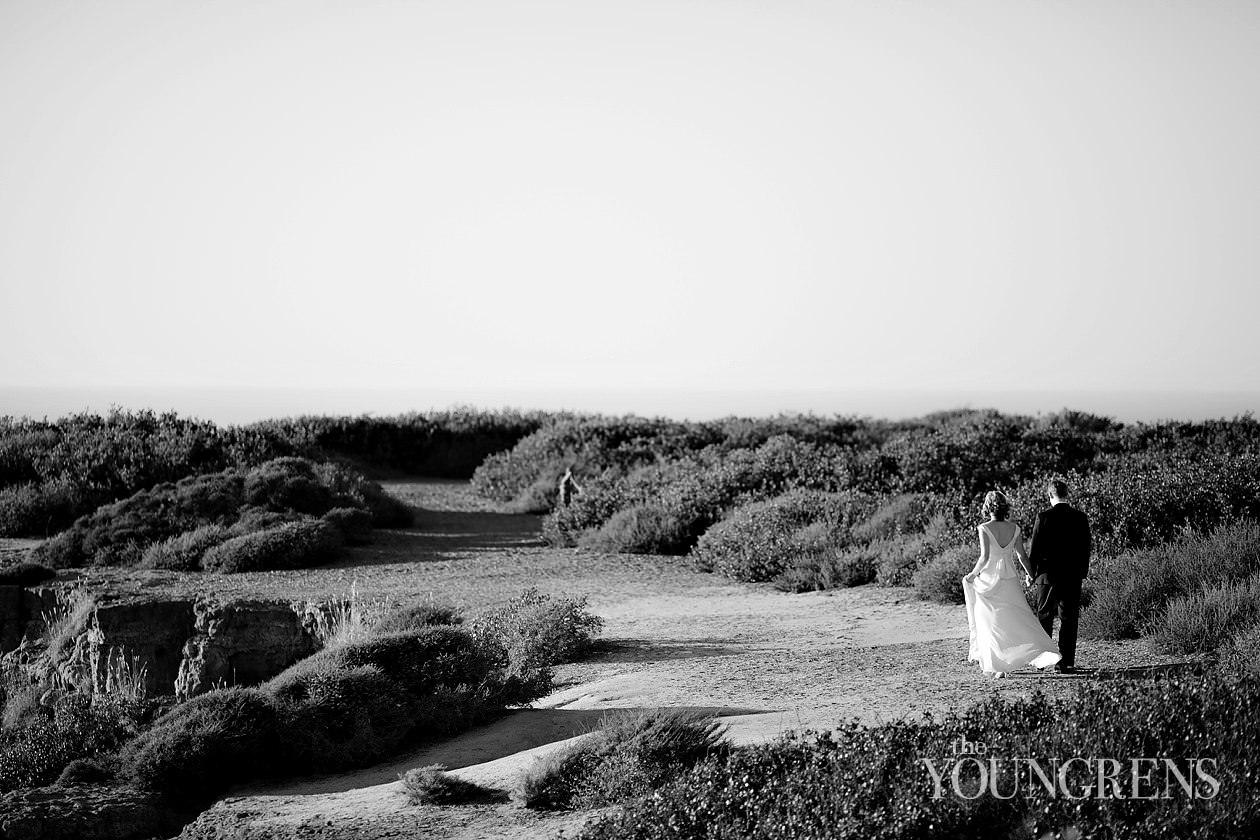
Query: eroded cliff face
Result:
<box><xmin>175</xmin><ymin>599</ymin><xmax>319</xmax><ymax>699</ymax></box>
<box><xmin>1</xmin><ymin>589</ymin><xmax>319</xmax><ymax>698</ymax></box>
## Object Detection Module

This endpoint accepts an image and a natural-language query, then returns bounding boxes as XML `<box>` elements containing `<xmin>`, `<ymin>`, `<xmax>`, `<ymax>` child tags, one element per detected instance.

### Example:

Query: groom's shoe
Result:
<box><xmin>1055</xmin><ymin>664</ymin><xmax>1076</xmax><ymax>674</ymax></box>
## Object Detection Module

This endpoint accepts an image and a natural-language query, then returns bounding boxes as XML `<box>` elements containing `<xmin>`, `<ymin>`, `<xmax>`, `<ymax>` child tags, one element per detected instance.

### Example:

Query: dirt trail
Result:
<box><xmin>4</xmin><ymin>481</ymin><xmax>1179</xmax><ymax>840</ymax></box>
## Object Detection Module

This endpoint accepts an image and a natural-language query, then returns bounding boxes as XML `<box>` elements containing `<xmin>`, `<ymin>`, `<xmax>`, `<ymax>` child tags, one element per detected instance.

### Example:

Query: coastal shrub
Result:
<box><xmin>120</xmin><ymin>687</ymin><xmax>279</xmax><ymax>804</ymax></box>
<box><xmin>0</xmin><ymin>693</ymin><xmax>146</xmax><ymax>793</ymax></box>
<box><xmin>912</xmin><ymin>545</ymin><xmax>981</xmax><ymax>604</ymax></box>
<box><xmin>401</xmin><ymin>764</ymin><xmax>495</xmax><ymax>805</ymax></box>
<box><xmin>774</xmin><ymin>543</ymin><xmax>879</xmax><ymax>593</ymax></box>
<box><xmin>139</xmin><ymin>525</ymin><xmax>231</xmax><ymax>571</ymax></box>
<box><xmin>470</xmin><ymin>588</ymin><xmax>604</xmax><ymax>679</ymax></box>
<box><xmin>353</xmin><ymin>478</ymin><xmax>415</xmax><ymax>527</ymax></box>
<box><xmin>230</xmin><ymin>505</ymin><xmax>303</xmax><ymax>535</ymax></box>
<box><xmin>372</xmin><ymin>602</ymin><xmax>462</xmax><ymax>634</ymax></box>
<box><xmin>321</xmin><ymin>506</ymin><xmax>375</xmax><ymax>545</ymax></box>
<box><xmin>1006</xmin><ymin>453</ymin><xmax>1260</xmax><ymax>561</ymax></box>
<box><xmin>33</xmin><ymin>457</ymin><xmax>400</xmax><ymax>569</ymax></box>
<box><xmin>552</xmin><ymin>436</ymin><xmax>846</xmax><ymax>553</ymax></box>
<box><xmin>1081</xmin><ymin>520</ymin><xmax>1260</xmax><ymax>640</ymax></box>
<box><xmin>328</xmin><ymin>627</ymin><xmax>497</xmax><ymax>699</ymax></box>
<box><xmin>581</xmin><ymin>504</ymin><xmax>695</xmax><ymax>555</ymax></box>
<box><xmin>471</xmin><ymin>416</ymin><xmax>723</xmax><ymax>505</ymax></box>
<box><xmin>0</xmin><ymin>477</ymin><xmax>92</xmax><ymax>538</ymax></box>
<box><xmin>514</xmin><ymin>709</ymin><xmax>725</xmax><ymax>811</ymax></box>
<box><xmin>690</xmin><ymin>491</ymin><xmax>864</xmax><ymax>581</ymax></box>
<box><xmin>578</xmin><ymin>669</ymin><xmax>1260</xmax><ymax>840</ymax></box>
<box><xmin>1150</xmin><ymin>572</ymin><xmax>1260</xmax><ymax>654</ymax></box>
<box><xmin>0</xmin><ymin>561</ymin><xmax>56</xmax><ymax>587</ymax></box>
<box><xmin>55</xmin><ymin>756</ymin><xmax>114</xmax><ymax>786</ymax></box>
<box><xmin>0</xmin><ymin>410</ymin><xmax>297</xmax><ymax>538</ymax></box>
<box><xmin>849</xmin><ymin>493</ymin><xmax>937</xmax><ymax>544</ymax></box>
<box><xmin>857</xmin><ymin>511</ymin><xmax>968</xmax><ymax>588</ymax></box>
<box><xmin>270</xmin><ymin>661</ymin><xmax>415</xmax><ymax>771</ymax></box>
<box><xmin>201</xmin><ymin>519</ymin><xmax>344</xmax><ymax>573</ymax></box>
<box><xmin>242</xmin><ymin>457</ymin><xmax>337</xmax><ymax>513</ymax></box>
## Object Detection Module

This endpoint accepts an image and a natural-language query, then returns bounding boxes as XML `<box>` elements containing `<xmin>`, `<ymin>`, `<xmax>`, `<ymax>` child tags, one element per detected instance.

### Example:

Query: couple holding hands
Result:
<box><xmin>963</xmin><ymin>480</ymin><xmax>1092</xmax><ymax>677</ymax></box>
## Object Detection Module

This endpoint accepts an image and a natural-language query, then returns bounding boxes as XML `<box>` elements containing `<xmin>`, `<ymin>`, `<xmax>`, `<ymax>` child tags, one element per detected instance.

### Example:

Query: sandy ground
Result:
<box><xmin>2</xmin><ymin>480</ymin><xmax>1187</xmax><ymax>840</ymax></box>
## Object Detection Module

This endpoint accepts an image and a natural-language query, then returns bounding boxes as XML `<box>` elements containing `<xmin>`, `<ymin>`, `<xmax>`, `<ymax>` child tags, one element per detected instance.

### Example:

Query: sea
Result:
<box><xmin>2</xmin><ymin>387</ymin><xmax>1257</xmax><ymax>426</ymax></box>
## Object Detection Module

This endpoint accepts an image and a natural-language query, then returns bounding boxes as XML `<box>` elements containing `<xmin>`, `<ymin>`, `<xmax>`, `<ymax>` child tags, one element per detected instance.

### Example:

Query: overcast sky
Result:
<box><xmin>2</xmin><ymin>0</ymin><xmax>1258</xmax><ymax>405</ymax></box>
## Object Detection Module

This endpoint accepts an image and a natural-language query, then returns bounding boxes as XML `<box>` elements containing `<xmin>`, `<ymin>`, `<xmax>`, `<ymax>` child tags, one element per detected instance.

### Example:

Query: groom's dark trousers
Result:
<box><xmin>1027</xmin><ymin>503</ymin><xmax>1092</xmax><ymax>668</ymax></box>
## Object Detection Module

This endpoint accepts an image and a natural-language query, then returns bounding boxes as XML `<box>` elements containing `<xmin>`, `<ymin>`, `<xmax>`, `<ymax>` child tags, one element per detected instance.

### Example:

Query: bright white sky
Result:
<box><xmin>2</xmin><ymin>0</ymin><xmax>1259</xmax><ymax>399</ymax></box>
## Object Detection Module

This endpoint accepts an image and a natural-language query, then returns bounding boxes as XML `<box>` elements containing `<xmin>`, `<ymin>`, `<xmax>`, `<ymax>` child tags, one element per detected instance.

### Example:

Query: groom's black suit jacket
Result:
<box><xmin>1027</xmin><ymin>503</ymin><xmax>1092</xmax><ymax>584</ymax></box>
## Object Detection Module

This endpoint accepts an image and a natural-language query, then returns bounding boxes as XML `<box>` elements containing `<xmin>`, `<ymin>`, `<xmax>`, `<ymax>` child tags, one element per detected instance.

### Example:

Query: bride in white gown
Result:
<box><xmin>963</xmin><ymin>491</ymin><xmax>1061</xmax><ymax>677</ymax></box>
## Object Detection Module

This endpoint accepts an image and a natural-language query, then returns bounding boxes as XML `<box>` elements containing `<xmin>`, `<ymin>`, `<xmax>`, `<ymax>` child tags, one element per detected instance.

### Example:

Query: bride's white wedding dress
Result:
<box><xmin>963</xmin><ymin>523</ymin><xmax>1061</xmax><ymax>674</ymax></box>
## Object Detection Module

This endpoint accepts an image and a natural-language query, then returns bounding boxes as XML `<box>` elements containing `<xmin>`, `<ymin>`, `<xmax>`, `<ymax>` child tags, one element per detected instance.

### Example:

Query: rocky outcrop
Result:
<box><xmin>61</xmin><ymin>598</ymin><xmax>197</xmax><ymax>694</ymax></box>
<box><xmin>175</xmin><ymin>600</ymin><xmax>319</xmax><ymax>699</ymax></box>
<box><xmin>3</xmin><ymin>594</ymin><xmax>319</xmax><ymax>699</ymax></box>
<box><xmin>0</xmin><ymin>785</ymin><xmax>187</xmax><ymax>840</ymax></box>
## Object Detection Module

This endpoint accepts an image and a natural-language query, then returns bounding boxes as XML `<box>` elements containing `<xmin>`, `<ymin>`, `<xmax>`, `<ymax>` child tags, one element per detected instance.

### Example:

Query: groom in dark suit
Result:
<box><xmin>1027</xmin><ymin>479</ymin><xmax>1092</xmax><ymax>673</ymax></box>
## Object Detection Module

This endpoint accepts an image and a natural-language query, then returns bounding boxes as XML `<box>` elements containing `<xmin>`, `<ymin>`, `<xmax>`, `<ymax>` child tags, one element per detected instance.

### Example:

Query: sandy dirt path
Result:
<box><xmin>3</xmin><ymin>481</ymin><xmax>1181</xmax><ymax>840</ymax></box>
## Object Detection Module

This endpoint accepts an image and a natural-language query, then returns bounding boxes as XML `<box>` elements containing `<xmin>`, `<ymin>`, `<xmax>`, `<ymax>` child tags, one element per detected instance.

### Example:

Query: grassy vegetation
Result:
<box><xmin>32</xmin><ymin>457</ymin><xmax>409</xmax><ymax>571</ymax></box>
<box><xmin>0</xmin><ymin>407</ymin><xmax>548</xmax><ymax>537</ymax></box>
<box><xmin>578</xmin><ymin>668</ymin><xmax>1260</xmax><ymax>840</ymax></box>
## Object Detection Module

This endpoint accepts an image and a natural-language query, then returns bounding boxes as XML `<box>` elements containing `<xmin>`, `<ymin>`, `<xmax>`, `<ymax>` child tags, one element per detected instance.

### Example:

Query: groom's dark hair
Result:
<box><xmin>1048</xmin><ymin>479</ymin><xmax>1069</xmax><ymax>499</ymax></box>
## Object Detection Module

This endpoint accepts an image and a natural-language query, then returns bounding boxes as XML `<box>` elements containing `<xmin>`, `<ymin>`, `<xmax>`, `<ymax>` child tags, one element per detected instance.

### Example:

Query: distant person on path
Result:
<box><xmin>1027</xmin><ymin>479</ymin><xmax>1093</xmax><ymax>674</ymax></box>
<box><xmin>557</xmin><ymin>467</ymin><xmax>582</xmax><ymax>507</ymax></box>
<box><xmin>963</xmin><ymin>490</ymin><xmax>1061</xmax><ymax>678</ymax></box>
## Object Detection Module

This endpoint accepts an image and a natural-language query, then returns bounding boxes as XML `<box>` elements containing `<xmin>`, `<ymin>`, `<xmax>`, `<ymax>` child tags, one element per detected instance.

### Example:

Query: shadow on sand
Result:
<box><xmin>584</xmin><ymin>638</ymin><xmax>743</xmax><ymax>664</ymax></box>
<box><xmin>248</xmin><ymin>705</ymin><xmax>769</xmax><ymax>796</ymax></box>
<box><xmin>331</xmin><ymin>507</ymin><xmax>547</xmax><ymax>567</ymax></box>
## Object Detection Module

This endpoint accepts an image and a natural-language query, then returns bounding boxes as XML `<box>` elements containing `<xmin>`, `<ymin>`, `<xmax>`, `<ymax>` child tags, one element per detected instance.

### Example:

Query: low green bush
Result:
<box><xmin>553</xmin><ymin>436</ymin><xmax>847</xmax><ymax>553</ymax></box>
<box><xmin>0</xmin><ymin>561</ymin><xmax>56</xmax><ymax>587</ymax></box>
<box><xmin>55</xmin><ymin>756</ymin><xmax>114</xmax><ymax>786</ymax></box>
<box><xmin>139</xmin><ymin>525</ymin><xmax>231</xmax><ymax>571</ymax></box>
<box><xmin>579</xmin><ymin>669</ymin><xmax>1260</xmax><ymax>840</ymax></box>
<box><xmin>1151</xmin><ymin>572</ymin><xmax>1260</xmax><ymax>654</ymax></box>
<box><xmin>864</xmin><ymin>513</ymin><xmax>967</xmax><ymax>587</ymax></box>
<box><xmin>269</xmin><ymin>661</ymin><xmax>416</xmax><ymax>772</ymax></box>
<box><xmin>328</xmin><ymin>627</ymin><xmax>497</xmax><ymax>699</ymax></box>
<box><xmin>580</xmin><ymin>504</ymin><xmax>695</xmax><ymax>555</ymax></box>
<box><xmin>201</xmin><ymin>519</ymin><xmax>344</xmax><ymax>573</ymax></box>
<box><xmin>470</xmin><ymin>588</ymin><xmax>604</xmax><ymax>681</ymax></box>
<box><xmin>0</xmin><ymin>477</ymin><xmax>94</xmax><ymax>539</ymax></box>
<box><xmin>773</xmin><ymin>544</ymin><xmax>879</xmax><ymax>592</ymax></box>
<box><xmin>34</xmin><ymin>457</ymin><xmax>402</xmax><ymax>569</ymax></box>
<box><xmin>513</xmin><ymin>709</ymin><xmax>725</xmax><ymax>811</ymax></box>
<box><xmin>690</xmin><ymin>491</ymin><xmax>864</xmax><ymax>582</ymax></box>
<box><xmin>119</xmin><ymin>687</ymin><xmax>280</xmax><ymax>804</ymax></box>
<box><xmin>912</xmin><ymin>545</ymin><xmax>980</xmax><ymax>604</ymax></box>
<box><xmin>242</xmin><ymin>457</ymin><xmax>334</xmax><ymax>514</ymax></box>
<box><xmin>1081</xmin><ymin>521</ymin><xmax>1260</xmax><ymax>640</ymax></box>
<box><xmin>401</xmin><ymin>764</ymin><xmax>496</xmax><ymax>805</ymax></box>
<box><xmin>849</xmin><ymin>493</ymin><xmax>938</xmax><ymax>543</ymax></box>
<box><xmin>321</xmin><ymin>506</ymin><xmax>375</xmax><ymax>545</ymax></box>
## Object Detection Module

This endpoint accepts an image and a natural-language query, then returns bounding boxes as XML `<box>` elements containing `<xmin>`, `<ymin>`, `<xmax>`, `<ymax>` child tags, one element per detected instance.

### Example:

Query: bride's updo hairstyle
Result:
<box><xmin>982</xmin><ymin>490</ymin><xmax>1011</xmax><ymax>521</ymax></box>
